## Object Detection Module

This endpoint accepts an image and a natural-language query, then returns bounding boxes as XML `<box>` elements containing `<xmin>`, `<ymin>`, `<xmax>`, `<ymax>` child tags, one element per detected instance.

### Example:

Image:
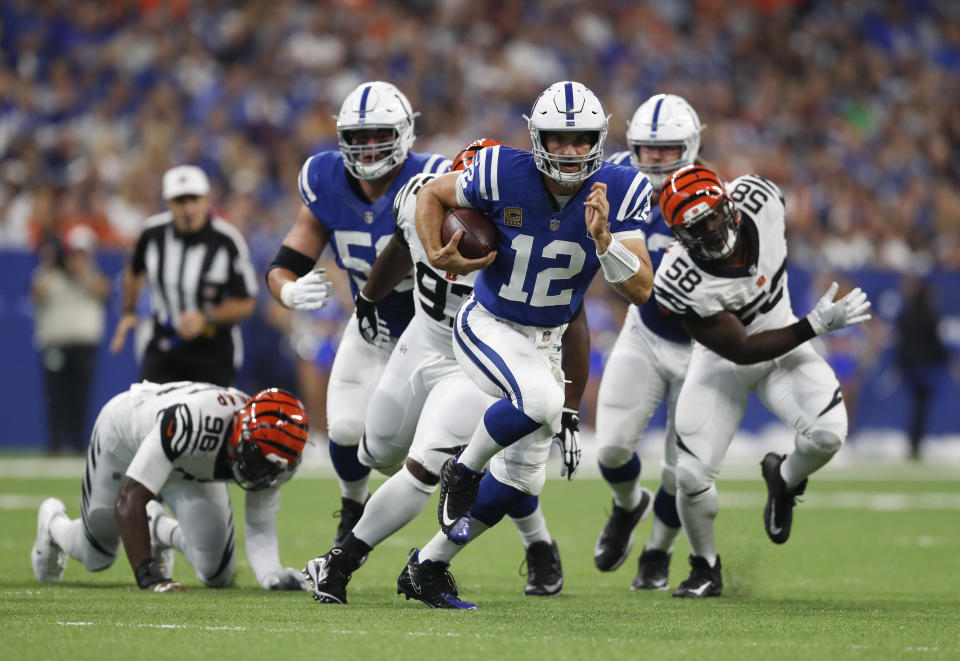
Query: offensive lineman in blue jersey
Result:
<box><xmin>266</xmin><ymin>82</ymin><xmax>450</xmax><ymax>546</ymax></box>
<box><xmin>593</xmin><ymin>94</ymin><xmax>705</xmax><ymax>591</ymax></box>
<box><xmin>392</xmin><ymin>81</ymin><xmax>654</xmax><ymax>609</ymax></box>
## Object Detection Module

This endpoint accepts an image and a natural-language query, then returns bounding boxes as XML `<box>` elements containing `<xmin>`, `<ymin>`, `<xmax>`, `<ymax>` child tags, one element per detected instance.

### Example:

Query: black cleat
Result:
<box><xmin>522</xmin><ymin>541</ymin><xmax>563</xmax><ymax>596</ymax></box>
<box><xmin>593</xmin><ymin>488</ymin><xmax>653</xmax><ymax>571</ymax></box>
<box><xmin>304</xmin><ymin>547</ymin><xmax>363</xmax><ymax>604</ymax></box>
<box><xmin>761</xmin><ymin>452</ymin><xmax>807</xmax><ymax>544</ymax></box>
<box><xmin>333</xmin><ymin>497</ymin><xmax>366</xmax><ymax>548</ymax></box>
<box><xmin>673</xmin><ymin>555</ymin><xmax>722</xmax><ymax>598</ymax></box>
<box><xmin>397</xmin><ymin>548</ymin><xmax>477</xmax><ymax>609</ymax></box>
<box><xmin>631</xmin><ymin>548</ymin><xmax>671</xmax><ymax>590</ymax></box>
<box><xmin>437</xmin><ymin>458</ymin><xmax>484</xmax><ymax>544</ymax></box>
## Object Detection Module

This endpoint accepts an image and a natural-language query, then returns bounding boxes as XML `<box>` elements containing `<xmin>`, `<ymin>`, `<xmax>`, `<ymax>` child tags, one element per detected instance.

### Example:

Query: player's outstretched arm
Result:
<box><xmin>415</xmin><ymin>172</ymin><xmax>495</xmax><ymax>275</ymax></box>
<box><xmin>244</xmin><ymin>489</ymin><xmax>308</xmax><ymax>591</ymax></box>
<box><xmin>681</xmin><ymin>282</ymin><xmax>872</xmax><ymax>365</ymax></box>
<box><xmin>115</xmin><ymin>477</ymin><xmax>187</xmax><ymax>592</ymax></box>
<box><xmin>266</xmin><ymin>204</ymin><xmax>332</xmax><ymax>311</ymax></box>
<box><xmin>585</xmin><ymin>182</ymin><xmax>653</xmax><ymax>306</ymax></box>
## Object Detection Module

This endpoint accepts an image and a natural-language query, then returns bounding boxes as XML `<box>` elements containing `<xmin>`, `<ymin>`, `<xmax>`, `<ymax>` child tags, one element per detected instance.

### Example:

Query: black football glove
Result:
<box><xmin>355</xmin><ymin>292</ymin><xmax>390</xmax><ymax>347</ymax></box>
<box><xmin>552</xmin><ymin>408</ymin><xmax>581</xmax><ymax>480</ymax></box>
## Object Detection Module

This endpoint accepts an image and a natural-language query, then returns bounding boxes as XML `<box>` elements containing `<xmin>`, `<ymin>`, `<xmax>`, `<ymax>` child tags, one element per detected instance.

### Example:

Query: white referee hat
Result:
<box><xmin>162</xmin><ymin>165</ymin><xmax>210</xmax><ymax>200</ymax></box>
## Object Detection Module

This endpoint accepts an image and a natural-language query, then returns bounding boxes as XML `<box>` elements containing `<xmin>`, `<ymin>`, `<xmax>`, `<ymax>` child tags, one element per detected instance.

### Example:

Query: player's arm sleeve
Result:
<box><xmin>297</xmin><ymin>155</ymin><xmax>322</xmax><ymax>209</ymax></box>
<box><xmin>612</xmin><ymin>170</ymin><xmax>653</xmax><ymax>226</ymax></box>
<box><xmin>125</xmin><ymin>422</ymin><xmax>174</xmax><ymax>495</ymax></box>
<box><xmin>243</xmin><ymin>487</ymin><xmax>284</xmax><ymax>588</ymax></box>
<box><xmin>454</xmin><ymin>144</ymin><xmax>502</xmax><ymax>211</ymax></box>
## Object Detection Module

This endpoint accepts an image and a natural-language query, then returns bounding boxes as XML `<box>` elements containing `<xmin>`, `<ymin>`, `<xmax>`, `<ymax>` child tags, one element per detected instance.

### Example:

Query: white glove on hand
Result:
<box><xmin>552</xmin><ymin>408</ymin><xmax>582</xmax><ymax>480</ymax></box>
<box><xmin>280</xmin><ymin>269</ymin><xmax>332</xmax><ymax>311</ymax></box>
<box><xmin>806</xmin><ymin>281</ymin><xmax>872</xmax><ymax>335</ymax></box>
<box><xmin>261</xmin><ymin>567</ymin><xmax>309</xmax><ymax>591</ymax></box>
<box><xmin>355</xmin><ymin>293</ymin><xmax>390</xmax><ymax>347</ymax></box>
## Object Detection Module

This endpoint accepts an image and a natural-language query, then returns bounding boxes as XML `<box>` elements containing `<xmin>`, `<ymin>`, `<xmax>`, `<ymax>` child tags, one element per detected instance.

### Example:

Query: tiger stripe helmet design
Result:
<box><xmin>660</xmin><ymin>165</ymin><xmax>741</xmax><ymax>261</ymax></box>
<box><xmin>229</xmin><ymin>388</ymin><xmax>308</xmax><ymax>490</ymax></box>
<box><xmin>451</xmin><ymin>138</ymin><xmax>505</xmax><ymax>172</ymax></box>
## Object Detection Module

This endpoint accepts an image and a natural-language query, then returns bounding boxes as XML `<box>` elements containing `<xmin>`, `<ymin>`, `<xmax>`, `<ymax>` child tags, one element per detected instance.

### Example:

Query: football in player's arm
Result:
<box><xmin>381</xmin><ymin>82</ymin><xmax>653</xmax><ymax>609</ymax></box>
<box><xmin>303</xmin><ymin>140</ymin><xmax>589</xmax><ymax>605</ymax></box>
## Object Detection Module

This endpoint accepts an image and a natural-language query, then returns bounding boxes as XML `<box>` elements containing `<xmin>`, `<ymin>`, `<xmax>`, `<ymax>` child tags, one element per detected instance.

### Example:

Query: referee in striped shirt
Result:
<box><xmin>109</xmin><ymin>166</ymin><xmax>257</xmax><ymax>386</ymax></box>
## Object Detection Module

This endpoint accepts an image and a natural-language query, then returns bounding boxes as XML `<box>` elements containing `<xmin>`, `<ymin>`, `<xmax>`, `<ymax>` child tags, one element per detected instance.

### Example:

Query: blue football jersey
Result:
<box><xmin>298</xmin><ymin>150</ymin><xmax>450</xmax><ymax>336</ymax></box>
<box><xmin>456</xmin><ymin>145</ymin><xmax>651</xmax><ymax>327</ymax></box>
<box><xmin>606</xmin><ymin>151</ymin><xmax>688</xmax><ymax>343</ymax></box>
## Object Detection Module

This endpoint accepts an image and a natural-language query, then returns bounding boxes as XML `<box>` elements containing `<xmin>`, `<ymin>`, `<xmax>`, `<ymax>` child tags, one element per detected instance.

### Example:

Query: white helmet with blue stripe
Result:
<box><xmin>524</xmin><ymin>81</ymin><xmax>609</xmax><ymax>187</ymax></box>
<box><xmin>336</xmin><ymin>81</ymin><xmax>418</xmax><ymax>180</ymax></box>
<box><xmin>626</xmin><ymin>94</ymin><xmax>702</xmax><ymax>189</ymax></box>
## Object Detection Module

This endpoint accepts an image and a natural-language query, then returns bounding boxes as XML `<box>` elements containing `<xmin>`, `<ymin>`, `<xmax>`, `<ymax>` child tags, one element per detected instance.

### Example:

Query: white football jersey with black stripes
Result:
<box><xmin>115</xmin><ymin>381</ymin><xmax>250</xmax><ymax>492</ymax></box>
<box><xmin>393</xmin><ymin>173</ymin><xmax>478</xmax><ymax>357</ymax></box>
<box><xmin>653</xmin><ymin>174</ymin><xmax>797</xmax><ymax>333</ymax></box>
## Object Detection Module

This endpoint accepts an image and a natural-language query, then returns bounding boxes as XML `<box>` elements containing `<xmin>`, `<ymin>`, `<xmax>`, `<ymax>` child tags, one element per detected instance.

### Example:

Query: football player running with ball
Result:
<box><xmin>30</xmin><ymin>381</ymin><xmax>309</xmax><ymax>592</ymax></box>
<box><xmin>593</xmin><ymin>94</ymin><xmax>704</xmax><ymax>589</ymax></box>
<box><xmin>653</xmin><ymin>166</ymin><xmax>871</xmax><ymax>597</ymax></box>
<box><xmin>303</xmin><ymin>139</ymin><xmax>589</xmax><ymax>605</ymax></box>
<box><xmin>266</xmin><ymin>82</ymin><xmax>450</xmax><ymax>546</ymax></box>
<box><xmin>399</xmin><ymin>81</ymin><xmax>654</xmax><ymax>608</ymax></box>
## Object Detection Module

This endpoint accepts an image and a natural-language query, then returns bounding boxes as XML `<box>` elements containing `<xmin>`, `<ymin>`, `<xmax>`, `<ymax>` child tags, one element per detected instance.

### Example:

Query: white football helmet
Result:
<box><xmin>626</xmin><ymin>94</ymin><xmax>702</xmax><ymax>189</ymax></box>
<box><xmin>335</xmin><ymin>81</ymin><xmax>418</xmax><ymax>180</ymax></box>
<box><xmin>524</xmin><ymin>81</ymin><xmax>609</xmax><ymax>187</ymax></box>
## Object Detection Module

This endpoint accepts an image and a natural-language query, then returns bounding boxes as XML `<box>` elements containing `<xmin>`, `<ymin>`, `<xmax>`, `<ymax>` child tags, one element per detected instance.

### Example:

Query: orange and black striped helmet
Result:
<box><xmin>229</xmin><ymin>388</ymin><xmax>308</xmax><ymax>490</ymax></box>
<box><xmin>451</xmin><ymin>138</ymin><xmax>506</xmax><ymax>172</ymax></box>
<box><xmin>659</xmin><ymin>165</ymin><xmax>740</xmax><ymax>261</ymax></box>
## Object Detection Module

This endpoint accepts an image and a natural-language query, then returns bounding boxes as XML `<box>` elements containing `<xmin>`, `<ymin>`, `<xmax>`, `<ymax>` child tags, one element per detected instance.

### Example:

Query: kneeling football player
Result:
<box><xmin>31</xmin><ymin>381</ymin><xmax>310</xmax><ymax>592</ymax></box>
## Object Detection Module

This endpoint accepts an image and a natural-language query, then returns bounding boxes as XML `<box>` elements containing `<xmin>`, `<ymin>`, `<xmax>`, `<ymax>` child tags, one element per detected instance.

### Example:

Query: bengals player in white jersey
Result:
<box><xmin>31</xmin><ymin>382</ymin><xmax>309</xmax><ymax>592</ymax></box>
<box><xmin>653</xmin><ymin>166</ymin><xmax>871</xmax><ymax>598</ymax></box>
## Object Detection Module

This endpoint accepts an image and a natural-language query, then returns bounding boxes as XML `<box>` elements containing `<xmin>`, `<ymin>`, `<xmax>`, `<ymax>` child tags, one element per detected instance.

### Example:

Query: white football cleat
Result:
<box><xmin>146</xmin><ymin>500</ymin><xmax>175</xmax><ymax>580</ymax></box>
<box><xmin>31</xmin><ymin>497</ymin><xmax>67</xmax><ymax>582</ymax></box>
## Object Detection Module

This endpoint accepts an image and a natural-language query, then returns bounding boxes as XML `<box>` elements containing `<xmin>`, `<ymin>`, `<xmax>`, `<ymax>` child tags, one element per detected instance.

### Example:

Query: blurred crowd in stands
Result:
<box><xmin>1</xmin><ymin>0</ymin><xmax>957</xmax><ymax>442</ymax></box>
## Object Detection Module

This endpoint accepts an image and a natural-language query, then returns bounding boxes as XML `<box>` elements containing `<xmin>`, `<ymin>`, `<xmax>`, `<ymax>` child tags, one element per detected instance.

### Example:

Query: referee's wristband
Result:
<box><xmin>134</xmin><ymin>558</ymin><xmax>167</xmax><ymax>589</ymax></box>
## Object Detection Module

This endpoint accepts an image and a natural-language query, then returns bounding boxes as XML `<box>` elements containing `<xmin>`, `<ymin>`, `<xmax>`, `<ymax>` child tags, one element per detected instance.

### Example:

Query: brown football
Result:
<box><xmin>441</xmin><ymin>207</ymin><xmax>497</xmax><ymax>259</ymax></box>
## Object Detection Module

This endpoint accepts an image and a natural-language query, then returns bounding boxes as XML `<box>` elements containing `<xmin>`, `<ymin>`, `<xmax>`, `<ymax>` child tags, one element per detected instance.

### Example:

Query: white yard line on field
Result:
<box><xmin>14</xmin><ymin>491</ymin><xmax>958</xmax><ymax>513</ymax></box>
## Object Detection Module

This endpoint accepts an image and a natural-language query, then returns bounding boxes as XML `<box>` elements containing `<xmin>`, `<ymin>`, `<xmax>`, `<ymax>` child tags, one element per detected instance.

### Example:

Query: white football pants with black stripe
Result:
<box><xmin>452</xmin><ymin>296</ymin><xmax>565</xmax><ymax>495</ymax></box>
<box><xmin>674</xmin><ymin>341</ymin><xmax>847</xmax><ymax>558</ymax></box>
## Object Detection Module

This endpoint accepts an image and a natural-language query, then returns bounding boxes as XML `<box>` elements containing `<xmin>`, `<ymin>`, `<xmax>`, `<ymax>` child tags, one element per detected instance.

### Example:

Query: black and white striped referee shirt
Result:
<box><xmin>131</xmin><ymin>211</ymin><xmax>258</xmax><ymax>360</ymax></box>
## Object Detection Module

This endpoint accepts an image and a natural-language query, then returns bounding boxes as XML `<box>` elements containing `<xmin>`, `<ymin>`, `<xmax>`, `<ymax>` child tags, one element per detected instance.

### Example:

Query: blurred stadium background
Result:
<box><xmin>1</xmin><ymin>0</ymin><xmax>958</xmax><ymax>464</ymax></box>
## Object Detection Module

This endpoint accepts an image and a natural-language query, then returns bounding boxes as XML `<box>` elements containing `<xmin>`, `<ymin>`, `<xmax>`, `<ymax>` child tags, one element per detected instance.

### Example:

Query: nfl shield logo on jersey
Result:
<box><xmin>541</xmin><ymin>330</ymin><xmax>552</xmax><ymax>342</ymax></box>
<box><xmin>549</xmin><ymin>218</ymin><xmax>560</xmax><ymax>231</ymax></box>
<box><xmin>363</xmin><ymin>211</ymin><xmax>375</xmax><ymax>224</ymax></box>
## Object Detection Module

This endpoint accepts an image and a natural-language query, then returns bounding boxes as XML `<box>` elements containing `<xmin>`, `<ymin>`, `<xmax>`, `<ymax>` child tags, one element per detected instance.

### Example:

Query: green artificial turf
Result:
<box><xmin>1</xmin><ymin>460</ymin><xmax>958</xmax><ymax>660</ymax></box>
